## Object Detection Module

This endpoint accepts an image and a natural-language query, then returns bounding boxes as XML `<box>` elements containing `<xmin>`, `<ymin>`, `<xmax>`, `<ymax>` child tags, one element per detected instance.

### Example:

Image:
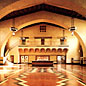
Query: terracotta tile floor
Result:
<box><xmin>0</xmin><ymin>64</ymin><xmax>86</xmax><ymax>86</ymax></box>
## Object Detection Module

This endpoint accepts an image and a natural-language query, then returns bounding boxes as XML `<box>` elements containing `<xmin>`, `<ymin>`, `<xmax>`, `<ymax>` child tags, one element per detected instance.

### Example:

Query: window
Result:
<box><xmin>41</xmin><ymin>38</ymin><xmax>45</xmax><ymax>45</ymax></box>
<box><xmin>40</xmin><ymin>26</ymin><xmax>46</xmax><ymax>32</ymax></box>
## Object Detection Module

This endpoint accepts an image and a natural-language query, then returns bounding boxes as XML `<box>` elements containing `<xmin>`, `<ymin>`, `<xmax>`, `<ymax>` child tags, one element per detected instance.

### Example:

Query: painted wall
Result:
<box><xmin>0</xmin><ymin>11</ymin><xmax>86</xmax><ymax>63</ymax></box>
<box><xmin>0</xmin><ymin>11</ymin><xmax>86</xmax><ymax>46</ymax></box>
<box><xmin>8</xmin><ymin>46</ymin><xmax>19</xmax><ymax>63</ymax></box>
<box><xmin>6</xmin><ymin>24</ymin><xmax>80</xmax><ymax>63</ymax></box>
<box><xmin>50</xmin><ymin>56</ymin><xmax>57</xmax><ymax>63</ymax></box>
<box><xmin>29</xmin><ymin>56</ymin><xmax>35</xmax><ymax>63</ymax></box>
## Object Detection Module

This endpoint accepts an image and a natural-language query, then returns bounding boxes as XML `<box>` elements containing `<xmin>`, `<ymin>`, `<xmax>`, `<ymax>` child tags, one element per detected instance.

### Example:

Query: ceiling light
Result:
<box><xmin>12</xmin><ymin>32</ymin><xmax>15</xmax><ymax>36</ymax></box>
<box><xmin>69</xmin><ymin>17</ymin><xmax>77</xmax><ymax>36</ymax></box>
<box><xmin>10</xmin><ymin>18</ymin><xmax>18</xmax><ymax>36</ymax></box>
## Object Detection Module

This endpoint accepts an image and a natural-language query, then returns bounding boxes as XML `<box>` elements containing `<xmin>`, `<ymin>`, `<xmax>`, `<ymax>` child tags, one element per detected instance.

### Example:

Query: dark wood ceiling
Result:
<box><xmin>0</xmin><ymin>3</ymin><xmax>86</xmax><ymax>21</ymax></box>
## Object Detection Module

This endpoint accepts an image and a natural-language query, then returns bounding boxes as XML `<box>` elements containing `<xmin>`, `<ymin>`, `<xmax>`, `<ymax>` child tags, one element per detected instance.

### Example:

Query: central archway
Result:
<box><xmin>1</xmin><ymin>19</ymin><xmax>86</xmax><ymax>58</ymax></box>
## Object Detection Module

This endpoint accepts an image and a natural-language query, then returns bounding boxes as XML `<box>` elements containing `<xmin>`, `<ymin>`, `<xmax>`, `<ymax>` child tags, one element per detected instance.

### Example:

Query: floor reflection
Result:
<box><xmin>0</xmin><ymin>64</ymin><xmax>86</xmax><ymax>86</ymax></box>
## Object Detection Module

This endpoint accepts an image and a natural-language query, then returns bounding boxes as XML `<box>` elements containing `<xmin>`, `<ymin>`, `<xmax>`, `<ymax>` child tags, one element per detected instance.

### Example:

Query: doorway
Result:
<box><xmin>10</xmin><ymin>55</ymin><xmax>14</xmax><ymax>63</ymax></box>
<box><xmin>20</xmin><ymin>55</ymin><xmax>29</xmax><ymax>64</ymax></box>
<box><xmin>57</xmin><ymin>55</ymin><xmax>66</xmax><ymax>64</ymax></box>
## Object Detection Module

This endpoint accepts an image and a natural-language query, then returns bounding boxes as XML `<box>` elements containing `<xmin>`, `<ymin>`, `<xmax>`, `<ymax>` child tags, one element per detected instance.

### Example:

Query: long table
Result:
<box><xmin>32</xmin><ymin>61</ymin><xmax>53</xmax><ymax>67</ymax></box>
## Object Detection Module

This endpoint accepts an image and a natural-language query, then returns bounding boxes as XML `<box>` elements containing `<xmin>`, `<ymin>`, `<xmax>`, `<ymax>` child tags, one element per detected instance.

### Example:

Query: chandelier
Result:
<box><xmin>60</xmin><ymin>30</ymin><xmax>66</xmax><ymax>45</ymax></box>
<box><xmin>10</xmin><ymin>18</ymin><xmax>18</xmax><ymax>36</ymax></box>
<box><xmin>69</xmin><ymin>17</ymin><xmax>77</xmax><ymax>36</ymax></box>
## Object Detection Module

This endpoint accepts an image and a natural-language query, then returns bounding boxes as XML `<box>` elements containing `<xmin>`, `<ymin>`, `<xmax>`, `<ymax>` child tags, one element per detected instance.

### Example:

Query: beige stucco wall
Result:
<box><xmin>29</xmin><ymin>56</ymin><xmax>35</xmax><ymax>63</ymax></box>
<box><xmin>50</xmin><ymin>56</ymin><xmax>57</xmax><ymax>63</ymax></box>
<box><xmin>5</xmin><ymin>24</ymin><xmax>80</xmax><ymax>63</ymax></box>
<box><xmin>0</xmin><ymin>11</ymin><xmax>86</xmax><ymax>63</ymax></box>
<box><xmin>0</xmin><ymin>11</ymin><xmax>86</xmax><ymax>55</ymax></box>
<box><xmin>7</xmin><ymin>46</ymin><xmax>19</xmax><ymax>63</ymax></box>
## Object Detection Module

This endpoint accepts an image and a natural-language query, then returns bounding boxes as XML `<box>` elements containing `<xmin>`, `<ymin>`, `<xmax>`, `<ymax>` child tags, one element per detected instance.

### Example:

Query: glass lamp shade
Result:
<box><xmin>69</xmin><ymin>26</ymin><xmax>77</xmax><ymax>31</ymax></box>
<box><xmin>71</xmin><ymin>31</ymin><xmax>74</xmax><ymax>36</ymax></box>
<box><xmin>12</xmin><ymin>32</ymin><xmax>15</xmax><ymax>36</ymax></box>
<box><xmin>20</xmin><ymin>37</ymin><xmax>25</xmax><ymax>40</ymax></box>
<box><xmin>10</xmin><ymin>27</ymin><xmax>18</xmax><ymax>31</ymax></box>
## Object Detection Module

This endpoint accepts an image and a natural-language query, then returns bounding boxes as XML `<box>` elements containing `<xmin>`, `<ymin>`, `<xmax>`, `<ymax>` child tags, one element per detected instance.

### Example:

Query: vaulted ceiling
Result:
<box><xmin>0</xmin><ymin>3</ymin><xmax>86</xmax><ymax>21</ymax></box>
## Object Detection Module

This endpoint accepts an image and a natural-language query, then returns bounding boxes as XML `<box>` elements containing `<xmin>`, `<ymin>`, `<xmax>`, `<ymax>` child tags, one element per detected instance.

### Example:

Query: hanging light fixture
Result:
<box><xmin>69</xmin><ymin>17</ymin><xmax>77</xmax><ymax>36</ymax></box>
<box><xmin>20</xmin><ymin>29</ymin><xmax>25</xmax><ymax>45</ymax></box>
<box><xmin>20</xmin><ymin>29</ymin><xmax>25</xmax><ymax>40</ymax></box>
<box><xmin>60</xmin><ymin>30</ymin><xmax>66</xmax><ymax>45</ymax></box>
<box><xmin>10</xmin><ymin>18</ymin><xmax>18</xmax><ymax>36</ymax></box>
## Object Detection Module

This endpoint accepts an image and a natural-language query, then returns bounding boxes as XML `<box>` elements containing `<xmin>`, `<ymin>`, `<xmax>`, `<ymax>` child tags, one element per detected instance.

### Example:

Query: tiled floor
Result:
<box><xmin>0</xmin><ymin>64</ymin><xmax>86</xmax><ymax>86</ymax></box>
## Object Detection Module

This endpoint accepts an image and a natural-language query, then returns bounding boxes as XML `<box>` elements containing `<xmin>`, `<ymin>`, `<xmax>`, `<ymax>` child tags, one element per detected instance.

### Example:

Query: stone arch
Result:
<box><xmin>52</xmin><ymin>48</ymin><xmax>56</xmax><ymax>52</ymax></box>
<box><xmin>29</xmin><ymin>48</ymin><xmax>34</xmax><ymax>53</ymax></box>
<box><xmin>57</xmin><ymin>48</ymin><xmax>62</xmax><ymax>52</ymax></box>
<box><xmin>1</xmin><ymin>19</ymin><xmax>67</xmax><ymax>56</ymax></box>
<box><xmin>1</xmin><ymin>19</ymin><xmax>86</xmax><ymax>58</ymax></box>
<box><xmin>24</xmin><ymin>48</ymin><xmax>28</xmax><ymax>53</ymax></box>
<box><xmin>40</xmin><ymin>48</ymin><xmax>45</xmax><ymax>53</ymax></box>
<box><xmin>74</xmin><ymin>32</ymin><xmax>86</xmax><ymax>57</ymax></box>
<box><xmin>18</xmin><ymin>48</ymin><xmax>24</xmax><ymax>53</ymax></box>
<box><xmin>63</xmin><ymin>48</ymin><xmax>68</xmax><ymax>53</ymax></box>
<box><xmin>46</xmin><ymin>48</ymin><xmax>51</xmax><ymax>53</ymax></box>
<box><xmin>35</xmin><ymin>48</ymin><xmax>40</xmax><ymax>52</ymax></box>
